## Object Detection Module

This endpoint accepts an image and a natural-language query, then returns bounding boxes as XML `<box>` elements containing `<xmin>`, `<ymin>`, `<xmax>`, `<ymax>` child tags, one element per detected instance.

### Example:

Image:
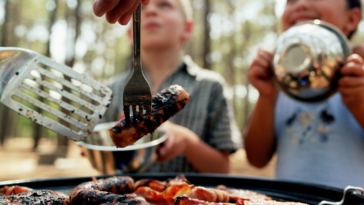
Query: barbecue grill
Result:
<box><xmin>0</xmin><ymin>173</ymin><xmax>363</xmax><ymax>205</ymax></box>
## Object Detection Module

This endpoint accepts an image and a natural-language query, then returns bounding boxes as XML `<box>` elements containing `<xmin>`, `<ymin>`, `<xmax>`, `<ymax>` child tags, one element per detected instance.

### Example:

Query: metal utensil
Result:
<box><xmin>0</xmin><ymin>47</ymin><xmax>112</xmax><ymax>141</ymax></box>
<box><xmin>77</xmin><ymin>121</ymin><xmax>167</xmax><ymax>174</ymax></box>
<box><xmin>123</xmin><ymin>4</ymin><xmax>152</xmax><ymax>123</ymax></box>
<box><xmin>272</xmin><ymin>20</ymin><xmax>351</xmax><ymax>102</ymax></box>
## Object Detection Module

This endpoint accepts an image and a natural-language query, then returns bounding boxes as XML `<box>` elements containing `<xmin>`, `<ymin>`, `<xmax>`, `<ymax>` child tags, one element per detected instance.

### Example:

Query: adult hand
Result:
<box><xmin>247</xmin><ymin>48</ymin><xmax>278</xmax><ymax>99</ymax></box>
<box><xmin>93</xmin><ymin>0</ymin><xmax>150</xmax><ymax>25</ymax></box>
<box><xmin>157</xmin><ymin>121</ymin><xmax>199</xmax><ymax>162</ymax></box>
<box><xmin>338</xmin><ymin>54</ymin><xmax>364</xmax><ymax>108</ymax></box>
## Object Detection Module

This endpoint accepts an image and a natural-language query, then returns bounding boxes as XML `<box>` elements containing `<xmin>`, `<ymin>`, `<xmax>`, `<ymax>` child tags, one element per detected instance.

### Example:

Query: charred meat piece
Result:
<box><xmin>71</xmin><ymin>176</ymin><xmax>135</xmax><ymax>195</ymax></box>
<box><xmin>70</xmin><ymin>190</ymin><xmax>149</xmax><ymax>205</ymax></box>
<box><xmin>110</xmin><ymin>85</ymin><xmax>190</xmax><ymax>148</ymax></box>
<box><xmin>0</xmin><ymin>190</ymin><xmax>70</xmax><ymax>205</ymax></box>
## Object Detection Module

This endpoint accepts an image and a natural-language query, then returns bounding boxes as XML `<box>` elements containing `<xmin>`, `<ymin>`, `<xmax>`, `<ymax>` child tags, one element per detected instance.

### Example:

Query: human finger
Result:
<box><xmin>93</xmin><ymin>0</ymin><xmax>122</xmax><ymax>17</ymax></box>
<box><xmin>337</xmin><ymin>85</ymin><xmax>364</xmax><ymax>97</ymax></box>
<box><xmin>105</xmin><ymin>0</ymin><xmax>140</xmax><ymax>24</ymax></box>
<box><xmin>346</xmin><ymin>54</ymin><xmax>364</xmax><ymax>65</ymax></box>
<box><xmin>141</xmin><ymin>0</ymin><xmax>150</xmax><ymax>5</ymax></box>
<box><xmin>157</xmin><ymin>137</ymin><xmax>174</xmax><ymax>162</ymax></box>
<box><xmin>249</xmin><ymin>64</ymin><xmax>271</xmax><ymax>80</ymax></box>
<box><xmin>251</xmin><ymin>56</ymin><xmax>270</xmax><ymax>71</ymax></box>
<box><xmin>258</xmin><ymin>49</ymin><xmax>273</xmax><ymax>63</ymax></box>
<box><xmin>118</xmin><ymin>0</ymin><xmax>140</xmax><ymax>25</ymax></box>
<box><xmin>340</xmin><ymin>62</ymin><xmax>364</xmax><ymax>76</ymax></box>
<box><xmin>338</xmin><ymin>76</ymin><xmax>364</xmax><ymax>87</ymax></box>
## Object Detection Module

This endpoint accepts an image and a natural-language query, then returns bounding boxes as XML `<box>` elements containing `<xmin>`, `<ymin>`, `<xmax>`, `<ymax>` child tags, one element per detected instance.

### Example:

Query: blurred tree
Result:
<box><xmin>33</xmin><ymin>0</ymin><xmax>60</xmax><ymax>151</ymax></box>
<box><xmin>0</xmin><ymin>0</ymin><xmax>19</xmax><ymax>145</ymax></box>
<box><xmin>202</xmin><ymin>0</ymin><xmax>211</xmax><ymax>70</ymax></box>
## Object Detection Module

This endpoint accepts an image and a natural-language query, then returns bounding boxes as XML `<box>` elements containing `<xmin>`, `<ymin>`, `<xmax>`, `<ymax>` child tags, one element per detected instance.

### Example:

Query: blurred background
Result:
<box><xmin>0</xmin><ymin>0</ymin><xmax>363</xmax><ymax>181</ymax></box>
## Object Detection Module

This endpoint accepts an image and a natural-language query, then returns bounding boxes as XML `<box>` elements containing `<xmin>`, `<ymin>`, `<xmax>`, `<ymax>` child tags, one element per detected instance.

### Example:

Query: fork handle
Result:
<box><xmin>133</xmin><ymin>4</ymin><xmax>142</xmax><ymax>73</ymax></box>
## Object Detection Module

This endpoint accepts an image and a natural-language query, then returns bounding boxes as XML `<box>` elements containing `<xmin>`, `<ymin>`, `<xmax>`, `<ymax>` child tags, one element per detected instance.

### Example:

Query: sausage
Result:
<box><xmin>109</xmin><ymin>85</ymin><xmax>190</xmax><ymax>148</ymax></box>
<box><xmin>70</xmin><ymin>190</ymin><xmax>148</xmax><ymax>205</ymax></box>
<box><xmin>71</xmin><ymin>176</ymin><xmax>135</xmax><ymax>196</ymax></box>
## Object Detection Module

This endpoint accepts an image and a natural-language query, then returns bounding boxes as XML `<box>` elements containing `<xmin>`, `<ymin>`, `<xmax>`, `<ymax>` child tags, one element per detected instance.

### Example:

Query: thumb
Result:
<box><xmin>141</xmin><ymin>0</ymin><xmax>150</xmax><ymax>6</ymax></box>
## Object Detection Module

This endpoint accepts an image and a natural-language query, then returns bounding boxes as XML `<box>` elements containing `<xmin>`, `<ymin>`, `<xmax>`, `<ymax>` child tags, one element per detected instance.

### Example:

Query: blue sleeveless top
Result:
<box><xmin>274</xmin><ymin>92</ymin><xmax>364</xmax><ymax>188</ymax></box>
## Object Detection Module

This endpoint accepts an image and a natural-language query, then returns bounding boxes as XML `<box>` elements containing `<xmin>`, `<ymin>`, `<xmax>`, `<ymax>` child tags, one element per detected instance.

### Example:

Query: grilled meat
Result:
<box><xmin>216</xmin><ymin>185</ymin><xmax>271</xmax><ymax>202</ymax></box>
<box><xmin>0</xmin><ymin>190</ymin><xmax>70</xmax><ymax>205</ymax></box>
<box><xmin>0</xmin><ymin>186</ymin><xmax>33</xmax><ymax>196</ymax></box>
<box><xmin>188</xmin><ymin>187</ymin><xmax>229</xmax><ymax>203</ymax></box>
<box><xmin>70</xmin><ymin>190</ymin><xmax>148</xmax><ymax>205</ymax></box>
<box><xmin>174</xmin><ymin>195</ymin><xmax>234</xmax><ymax>205</ymax></box>
<box><xmin>109</xmin><ymin>85</ymin><xmax>190</xmax><ymax>148</ymax></box>
<box><xmin>71</xmin><ymin>176</ymin><xmax>135</xmax><ymax>195</ymax></box>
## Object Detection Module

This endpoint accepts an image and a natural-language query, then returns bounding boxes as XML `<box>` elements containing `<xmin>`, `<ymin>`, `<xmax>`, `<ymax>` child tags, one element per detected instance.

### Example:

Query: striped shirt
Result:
<box><xmin>102</xmin><ymin>56</ymin><xmax>242</xmax><ymax>173</ymax></box>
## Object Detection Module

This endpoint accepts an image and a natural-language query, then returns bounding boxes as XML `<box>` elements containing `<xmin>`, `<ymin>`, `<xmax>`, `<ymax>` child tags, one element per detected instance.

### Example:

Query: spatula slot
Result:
<box><xmin>33</xmin><ymin>65</ymin><xmax>102</xmax><ymax>107</ymax></box>
<box><xmin>38</xmin><ymin>63</ymin><xmax>106</xmax><ymax>98</ymax></box>
<box><xmin>22</xmin><ymin>77</ymin><xmax>95</xmax><ymax>116</ymax></box>
<box><xmin>18</xmin><ymin>86</ymin><xmax>89</xmax><ymax>124</ymax></box>
<box><xmin>11</xmin><ymin>95</ymin><xmax>84</xmax><ymax>133</ymax></box>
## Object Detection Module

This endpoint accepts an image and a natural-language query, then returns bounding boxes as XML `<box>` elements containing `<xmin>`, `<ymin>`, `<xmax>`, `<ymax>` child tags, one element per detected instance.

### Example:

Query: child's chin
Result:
<box><xmin>143</xmin><ymin>41</ymin><xmax>170</xmax><ymax>49</ymax></box>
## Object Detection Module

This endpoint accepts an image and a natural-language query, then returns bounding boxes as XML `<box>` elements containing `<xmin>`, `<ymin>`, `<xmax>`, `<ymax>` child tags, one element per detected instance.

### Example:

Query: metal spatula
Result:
<box><xmin>0</xmin><ymin>47</ymin><xmax>112</xmax><ymax>141</ymax></box>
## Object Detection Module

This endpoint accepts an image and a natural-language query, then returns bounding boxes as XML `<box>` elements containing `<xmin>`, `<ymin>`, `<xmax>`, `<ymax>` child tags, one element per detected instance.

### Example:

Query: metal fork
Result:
<box><xmin>123</xmin><ymin>4</ymin><xmax>152</xmax><ymax>123</ymax></box>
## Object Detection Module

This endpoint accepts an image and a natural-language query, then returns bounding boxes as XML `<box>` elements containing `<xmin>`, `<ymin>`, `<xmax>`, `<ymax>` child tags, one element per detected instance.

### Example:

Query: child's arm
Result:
<box><xmin>158</xmin><ymin>121</ymin><xmax>230</xmax><ymax>173</ymax></box>
<box><xmin>244</xmin><ymin>49</ymin><xmax>278</xmax><ymax>168</ymax></box>
<box><xmin>93</xmin><ymin>0</ymin><xmax>150</xmax><ymax>25</ymax></box>
<box><xmin>337</xmin><ymin>54</ymin><xmax>364</xmax><ymax>130</ymax></box>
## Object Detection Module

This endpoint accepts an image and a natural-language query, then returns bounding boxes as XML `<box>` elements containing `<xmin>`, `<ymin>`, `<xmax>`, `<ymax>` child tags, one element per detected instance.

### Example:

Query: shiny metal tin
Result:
<box><xmin>272</xmin><ymin>20</ymin><xmax>351</xmax><ymax>102</ymax></box>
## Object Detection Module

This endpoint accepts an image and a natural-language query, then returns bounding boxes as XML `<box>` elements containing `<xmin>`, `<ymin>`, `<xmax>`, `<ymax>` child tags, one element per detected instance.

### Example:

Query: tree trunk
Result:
<box><xmin>55</xmin><ymin>0</ymin><xmax>82</xmax><ymax>156</ymax></box>
<box><xmin>202</xmin><ymin>0</ymin><xmax>211</xmax><ymax>69</ymax></box>
<box><xmin>32</xmin><ymin>0</ymin><xmax>59</xmax><ymax>151</ymax></box>
<box><xmin>243</xmin><ymin>21</ymin><xmax>251</xmax><ymax>128</ymax></box>
<box><xmin>0</xmin><ymin>0</ymin><xmax>15</xmax><ymax>145</ymax></box>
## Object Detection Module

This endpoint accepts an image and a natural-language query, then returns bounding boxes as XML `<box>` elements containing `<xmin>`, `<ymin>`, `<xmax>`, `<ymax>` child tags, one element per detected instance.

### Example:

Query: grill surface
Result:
<box><xmin>0</xmin><ymin>173</ymin><xmax>363</xmax><ymax>205</ymax></box>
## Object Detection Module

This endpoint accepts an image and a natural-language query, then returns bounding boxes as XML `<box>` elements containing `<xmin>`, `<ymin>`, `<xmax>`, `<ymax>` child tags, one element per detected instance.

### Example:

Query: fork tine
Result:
<box><xmin>132</xmin><ymin>105</ymin><xmax>137</xmax><ymax>121</ymax></box>
<box><xmin>139</xmin><ymin>105</ymin><xmax>144</xmax><ymax>117</ymax></box>
<box><xmin>124</xmin><ymin>105</ymin><xmax>131</xmax><ymax>123</ymax></box>
<box><xmin>145</xmin><ymin>105</ymin><xmax>152</xmax><ymax>120</ymax></box>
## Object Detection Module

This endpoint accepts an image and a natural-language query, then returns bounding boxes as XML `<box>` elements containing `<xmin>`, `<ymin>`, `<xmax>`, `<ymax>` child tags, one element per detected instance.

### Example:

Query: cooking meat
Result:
<box><xmin>134</xmin><ymin>175</ymin><xmax>191</xmax><ymax>192</ymax></box>
<box><xmin>175</xmin><ymin>195</ymin><xmax>234</xmax><ymax>205</ymax></box>
<box><xmin>109</xmin><ymin>84</ymin><xmax>190</xmax><ymax>148</ymax></box>
<box><xmin>166</xmin><ymin>174</ymin><xmax>191</xmax><ymax>186</ymax></box>
<box><xmin>134</xmin><ymin>179</ymin><xmax>167</xmax><ymax>192</ymax></box>
<box><xmin>70</xmin><ymin>176</ymin><xmax>136</xmax><ymax>205</ymax></box>
<box><xmin>132</xmin><ymin>183</ymin><xmax>194</xmax><ymax>204</ymax></box>
<box><xmin>70</xmin><ymin>190</ymin><xmax>148</xmax><ymax>205</ymax></box>
<box><xmin>216</xmin><ymin>185</ymin><xmax>271</xmax><ymax>202</ymax></box>
<box><xmin>0</xmin><ymin>186</ymin><xmax>33</xmax><ymax>196</ymax></box>
<box><xmin>0</xmin><ymin>175</ymin><xmax>308</xmax><ymax>205</ymax></box>
<box><xmin>188</xmin><ymin>187</ymin><xmax>229</xmax><ymax>203</ymax></box>
<box><xmin>71</xmin><ymin>176</ymin><xmax>135</xmax><ymax>195</ymax></box>
<box><xmin>0</xmin><ymin>190</ymin><xmax>70</xmax><ymax>205</ymax></box>
<box><xmin>242</xmin><ymin>200</ymin><xmax>308</xmax><ymax>205</ymax></box>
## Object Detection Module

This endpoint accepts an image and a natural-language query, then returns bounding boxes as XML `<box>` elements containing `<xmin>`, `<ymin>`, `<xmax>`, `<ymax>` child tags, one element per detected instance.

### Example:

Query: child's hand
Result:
<box><xmin>248</xmin><ymin>49</ymin><xmax>278</xmax><ymax>99</ymax></box>
<box><xmin>338</xmin><ymin>54</ymin><xmax>364</xmax><ymax>108</ymax></box>
<box><xmin>157</xmin><ymin>121</ymin><xmax>198</xmax><ymax>162</ymax></box>
<box><xmin>93</xmin><ymin>0</ymin><xmax>150</xmax><ymax>25</ymax></box>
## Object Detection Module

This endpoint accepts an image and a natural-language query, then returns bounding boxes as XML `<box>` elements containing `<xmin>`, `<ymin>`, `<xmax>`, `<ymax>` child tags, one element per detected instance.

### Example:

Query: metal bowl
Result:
<box><xmin>77</xmin><ymin>121</ymin><xmax>167</xmax><ymax>175</ymax></box>
<box><xmin>272</xmin><ymin>20</ymin><xmax>351</xmax><ymax>102</ymax></box>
